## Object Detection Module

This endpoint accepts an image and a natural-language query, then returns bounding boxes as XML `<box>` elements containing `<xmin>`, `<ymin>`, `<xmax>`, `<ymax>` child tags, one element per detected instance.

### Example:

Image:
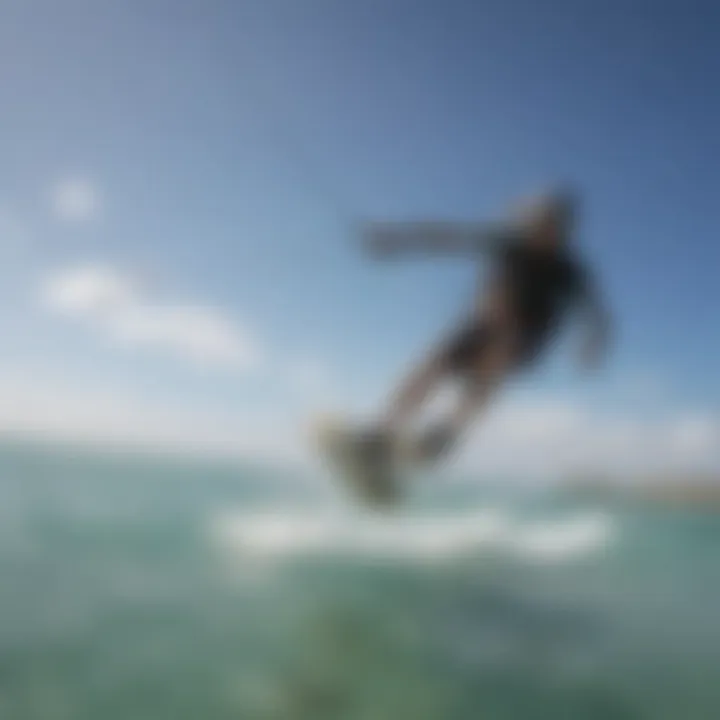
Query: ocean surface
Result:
<box><xmin>1</xmin><ymin>441</ymin><xmax>719</xmax><ymax>719</ymax></box>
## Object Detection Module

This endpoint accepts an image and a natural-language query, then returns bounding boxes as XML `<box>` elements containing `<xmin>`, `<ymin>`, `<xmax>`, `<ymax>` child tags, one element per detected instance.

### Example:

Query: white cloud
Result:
<box><xmin>0</xmin><ymin>360</ymin><xmax>715</xmax><ymax>479</ymax></box>
<box><xmin>670</xmin><ymin>415</ymin><xmax>717</xmax><ymax>458</ymax></box>
<box><xmin>0</xmin><ymin>365</ymin><xmax>297</xmax><ymax>464</ymax></box>
<box><xmin>110</xmin><ymin>303</ymin><xmax>258</xmax><ymax>367</ymax></box>
<box><xmin>457</xmin><ymin>397</ymin><xmax>719</xmax><ymax>478</ymax></box>
<box><xmin>50</xmin><ymin>178</ymin><xmax>100</xmax><ymax>222</ymax></box>
<box><xmin>42</xmin><ymin>264</ymin><xmax>136</xmax><ymax>317</ymax></box>
<box><xmin>41</xmin><ymin>264</ymin><xmax>260</xmax><ymax>371</ymax></box>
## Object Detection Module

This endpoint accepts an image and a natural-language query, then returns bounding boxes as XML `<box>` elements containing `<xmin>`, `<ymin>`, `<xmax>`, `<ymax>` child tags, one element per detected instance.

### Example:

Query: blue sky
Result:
<box><xmin>0</xmin><ymin>0</ymin><xmax>717</xmax><ymax>473</ymax></box>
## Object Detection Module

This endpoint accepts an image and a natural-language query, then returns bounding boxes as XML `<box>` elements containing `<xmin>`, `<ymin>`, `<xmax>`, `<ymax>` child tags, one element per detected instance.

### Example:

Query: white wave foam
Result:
<box><xmin>209</xmin><ymin>508</ymin><xmax>616</xmax><ymax>565</ymax></box>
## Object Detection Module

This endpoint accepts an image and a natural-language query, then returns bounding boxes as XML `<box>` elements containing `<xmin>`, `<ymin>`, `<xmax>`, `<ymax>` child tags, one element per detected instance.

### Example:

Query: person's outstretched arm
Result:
<box><xmin>359</xmin><ymin>219</ymin><xmax>517</xmax><ymax>260</ymax></box>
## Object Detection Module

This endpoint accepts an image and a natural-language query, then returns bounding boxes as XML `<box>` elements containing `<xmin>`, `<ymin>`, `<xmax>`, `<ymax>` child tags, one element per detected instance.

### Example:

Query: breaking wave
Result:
<box><xmin>209</xmin><ymin>508</ymin><xmax>617</xmax><ymax>565</ymax></box>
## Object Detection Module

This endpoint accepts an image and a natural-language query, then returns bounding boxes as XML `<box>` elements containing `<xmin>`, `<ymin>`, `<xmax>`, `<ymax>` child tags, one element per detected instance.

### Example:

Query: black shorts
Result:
<box><xmin>441</xmin><ymin>321</ymin><xmax>548</xmax><ymax>375</ymax></box>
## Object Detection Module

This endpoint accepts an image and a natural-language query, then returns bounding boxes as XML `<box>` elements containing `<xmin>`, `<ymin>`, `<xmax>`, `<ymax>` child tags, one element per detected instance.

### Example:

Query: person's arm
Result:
<box><xmin>576</xmin><ymin>269</ymin><xmax>612</xmax><ymax>369</ymax></box>
<box><xmin>359</xmin><ymin>219</ymin><xmax>517</xmax><ymax>260</ymax></box>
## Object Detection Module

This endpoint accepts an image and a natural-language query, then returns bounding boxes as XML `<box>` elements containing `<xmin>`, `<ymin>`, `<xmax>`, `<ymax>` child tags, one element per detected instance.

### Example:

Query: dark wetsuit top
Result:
<box><xmin>445</xmin><ymin>240</ymin><xmax>591</xmax><ymax>371</ymax></box>
<box><xmin>499</xmin><ymin>242</ymin><xmax>588</xmax><ymax>336</ymax></box>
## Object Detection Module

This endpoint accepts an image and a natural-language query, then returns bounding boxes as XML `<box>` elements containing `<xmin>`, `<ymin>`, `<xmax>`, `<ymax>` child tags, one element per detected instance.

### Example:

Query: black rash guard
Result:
<box><xmin>498</xmin><ymin>242</ymin><xmax>589</xmax><ymax>335</ymax></box>
<box><xmin>443</xmin><ymin>241</ymin><xmax>592</xmax><ymax>372</ymax></box>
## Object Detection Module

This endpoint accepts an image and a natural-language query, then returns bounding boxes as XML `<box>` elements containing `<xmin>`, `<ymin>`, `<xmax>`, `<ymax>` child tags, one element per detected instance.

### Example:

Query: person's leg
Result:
<box><xmin>382</xmin><ymin>348</ymin><xmax>447</xmax><ymax>433</ymax></box>
<box><xmin>451</xmin><ymin>336</ymin><xmax>515</xmax><ymax>433</ymax></box>
<box><xmin>415</xmin><ymin>330</ymin><xmax>517</xmax><ymax>463</ymax></box>
<box><xmin>351</xmin><ymin>340</ymin><xmax>449</xmax><ymax>471</ymax></box>
<box><xmin>381</xmin><ymin>316</ymin><xmax>496</xmax><ymax>433</ymax></box>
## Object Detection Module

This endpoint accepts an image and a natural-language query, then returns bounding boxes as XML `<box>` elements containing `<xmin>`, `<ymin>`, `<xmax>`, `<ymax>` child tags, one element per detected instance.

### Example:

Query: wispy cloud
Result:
<box><xmin>458</xmin><ymin>397</ymin><xmax>720</xmax><ymax>478</ymax></box>
<box><xmin>41</xmin><ymin>264</ymin><xmax>260</xmax><ymax>371</ymax></box>
<box><xmin>50</xmin><ymin>178</ymin><xmax>100</xmax><ymax>222</ymax></box>
<box><xmin>671</xmin><ymin>415</ymin><xmax>718</xmax><ymax>459</ymax></box>
<box><xmin>0</xmin><ymin>365</ymin><xmax>296</xmax><ymax>464</ymax></box>
<box><xmin>0</xmin><ymin>358</ymin><xmax>715</xmax><ymax>477</ymax></box>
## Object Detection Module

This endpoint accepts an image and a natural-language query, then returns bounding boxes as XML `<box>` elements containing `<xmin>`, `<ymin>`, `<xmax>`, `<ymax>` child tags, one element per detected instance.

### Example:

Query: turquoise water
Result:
<box><xmin>1</xmin><ymin>442</ymin><xmax>719</xmax><ymax>719</ymax></box>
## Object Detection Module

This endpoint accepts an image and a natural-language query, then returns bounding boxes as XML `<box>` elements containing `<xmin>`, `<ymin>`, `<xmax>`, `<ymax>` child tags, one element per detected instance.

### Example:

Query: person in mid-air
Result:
<box><xmin>357</xmin><ymin>189</ymin><xmax>612</xmax><ymax>469</ymax></box>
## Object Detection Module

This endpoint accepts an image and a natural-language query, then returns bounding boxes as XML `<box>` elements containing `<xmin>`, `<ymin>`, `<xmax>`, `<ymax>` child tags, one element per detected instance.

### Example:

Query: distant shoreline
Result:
<box><xmin>562</xmin><ymin>474</ymin><xmax>720</xmax><ymax>511</ymax></box>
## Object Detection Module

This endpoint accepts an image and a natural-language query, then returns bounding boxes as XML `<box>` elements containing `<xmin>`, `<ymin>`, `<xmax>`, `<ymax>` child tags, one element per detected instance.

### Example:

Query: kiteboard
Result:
<box><xmin>311</xmin><ymin>415</ymin><xmax>414</xmax><ymax>508</ymax></box>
